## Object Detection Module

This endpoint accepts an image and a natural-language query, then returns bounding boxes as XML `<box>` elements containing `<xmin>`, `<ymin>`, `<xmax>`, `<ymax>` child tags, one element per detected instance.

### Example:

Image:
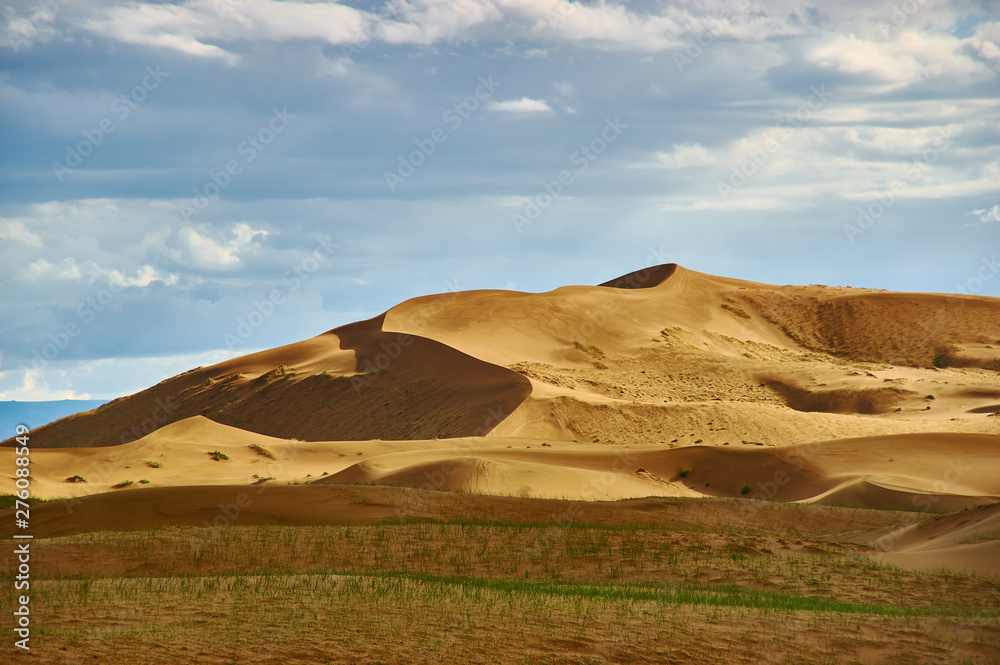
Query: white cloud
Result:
<box><xmin>648</xmin><ymin>144</ymin><xmax>716</xmax><ymax>170</ymax></box>
<box><xmin>0</xmin><ymin>220</ymin><xmax>42</xmax><ymax>248</ymax></box>
<box><xmin>808</xmin><ymin>31</ymin><xmax>990</xmax><ymax>91</ymax></box>
<box><xmin>167</xmin><ymin>222</ymin><xmax>269</xmax><ymax>271</ymax></box>
<box><xmin>487</xmin><ymin>97</ymin><xmax>552</xmax><ymax>112</ymax></box>
<box><xmin>82</xmin><ymin>0</ymin><xmax>373</xmax><ymax>62</ymax></box>
<box><xmin>0</xmin><ymin>371</ymin><xmax>90</xmax><ymax>401</ymax></box>
<box><xmin>966</xmin><ymin>21</ymin><xmax>1000</xmax><ymax>71</ymax></box>
<box><xmin>19</xmin><ymin>257</ymin><xmax>179</xmax><ymax>286</ymax></box>
<box><xmin>72</xmin><ymin>0</ymin><xmax>810</xmax><ymax>60</ymax></box>
<box><xmin>970</xmin><ymin>204</ymin><xmax>1000</xmax><ymax>224</ymax></box>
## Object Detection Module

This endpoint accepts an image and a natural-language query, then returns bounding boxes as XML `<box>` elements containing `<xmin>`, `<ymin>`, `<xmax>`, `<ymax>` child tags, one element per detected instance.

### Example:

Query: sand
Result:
<box><xmin>3</xmin><ymin>263</ymin><xmax>1000</xmax><ymax>578</ymax></box>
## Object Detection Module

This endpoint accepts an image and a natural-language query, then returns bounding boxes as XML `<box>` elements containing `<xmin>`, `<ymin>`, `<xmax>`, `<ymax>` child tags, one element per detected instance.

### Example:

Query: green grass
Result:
<box><xmin>41</xmin><ymin>567</ymin><xmax>994</xmax><ymax>619</ymax></box>
<box><xmin>248</xmin><ymin>444</ymin><xmax>276</xmax><ymax>460</ymax></box>
<box><xmin>355</xmin><ymin>572</ymin><xmax>995</xmax><ymax>618</ymax></box>
<box><xmin>0</xmin><ymin>494</ymin><xmax>61</xmax><ymax>508</ymax></box>
<box><xmin>208</xmin><ymin>450</ymin><xmax>230</xmax><ymax>461</ymax></box>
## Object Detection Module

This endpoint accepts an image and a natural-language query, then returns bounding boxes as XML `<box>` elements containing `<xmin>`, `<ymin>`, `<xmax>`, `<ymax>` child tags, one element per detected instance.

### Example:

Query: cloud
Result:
<box><xmin>0</xmin><ymin>350</ymin><xmax>248</xmax><ymax>400</ymax></box>
<box><xmin>487</xmin><ymin>97</ymin><xmax>553</xmax><ymax>112</ymax></box>
<box><xmin>970</xmin><ymin>204</ymin><xmax>1000</xmax><ymax>224</ymax></box>
<box><xmin>19</xmin><ymin>257</ymin><xmax>179</xmax><ymax>286</ymax></box>
<box><xmin>69</xmin><ymin>0</ymin><xmax>806</xmax><ymax>61</ymax></box>
<box><xmin>82</xmin><ymin>0</ymin><xmax>373</xmax><ymax>62</ymax></box>
<box><xmin>648</xmin><ymin>144</ymin><xmax>716</xmax><ymax>170</ymax></box>
<box><xmin>166</xmin><ymin>223</ymin><xmax>269</xmax><ymax>271</ymax></box>
<box><xmin>807</xmin><ymin>31</ymin><xmax>990</xmax><ymax>91</ymax></box>
<box><xmin>966</xmin><ymin>21</ymin><xmax>1000</xmax><ymax>71</ymax></box>
<box><xmin>0</xmin><ymin>371</ymin><xmax>90</xmax><ymax>401</ymax></box>
<box><xmin>0</xmin><ymin>220</ymin><xmax>42</xmax><ymax>248</ymax></box>
<box><xmin>553</xmin><ymin>81</ymin><xmax>575</xmax><ymax>98</ymax></box>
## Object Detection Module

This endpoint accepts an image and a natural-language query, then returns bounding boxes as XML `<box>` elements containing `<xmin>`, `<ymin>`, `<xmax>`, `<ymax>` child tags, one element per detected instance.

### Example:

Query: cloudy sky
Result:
<box><xmin>1</xmin><ymin>0</ymin><xmax>999</xmax><ymax>401</ymax></box>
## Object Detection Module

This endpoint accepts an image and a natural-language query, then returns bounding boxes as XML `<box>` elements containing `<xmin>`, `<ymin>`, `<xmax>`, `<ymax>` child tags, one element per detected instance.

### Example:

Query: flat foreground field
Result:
<box><xmin>3</xmin><ymin>487</ymin><xmax>998</xmax><ymax>664</ymax></box>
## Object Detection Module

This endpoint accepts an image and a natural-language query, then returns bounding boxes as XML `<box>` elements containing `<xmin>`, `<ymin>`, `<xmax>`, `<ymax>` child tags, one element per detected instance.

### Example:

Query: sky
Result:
<box><xmin>1</xmin><ymin>0</ymin><xmax>999</xmax><ymax>402</ymax></box>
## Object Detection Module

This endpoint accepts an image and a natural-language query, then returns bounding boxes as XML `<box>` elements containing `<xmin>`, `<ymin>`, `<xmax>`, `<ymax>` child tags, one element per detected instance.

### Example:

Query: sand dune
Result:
<box><xmin>4</xmin><ymin>417</ymin><xmax>997</xmax><ymax>515</ymax></box>
<box><xmin>860</xmin><ymin>503</ymin><xmax>1000</xmax><ymax>575</ymax></box>
<box><xmin>4</xmin><ymin>263</ymin><xmax>1000</xmax><ymax>579</ymax></box>
<box><xmin>11</xmin><ymin>315</ymin><xmax>530</xmax><ymax>448</ymax></box>
<box><xmin>8</xmin><ymin>264</ymin><xmax>1000</xmax><ymax>451</ymax></box>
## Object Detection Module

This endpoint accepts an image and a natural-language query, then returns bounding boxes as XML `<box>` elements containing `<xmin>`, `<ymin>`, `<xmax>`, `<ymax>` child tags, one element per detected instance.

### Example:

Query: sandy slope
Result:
<box><xmin>857</xmin><ymin>502</ymin><xmax>1000</xmax><ymax>576</ymax></box>
<box><xmin>9</xmin><ymin>264</ymin><xmax>1000</xmax><ymax>451</ymax></box>
<box><xmin>5</xmin><ymin>417</ymin><xmax>997</xmax><ymax>509</ymax></box>
<box><xmin>4</xmin><ymin>414</ymin><xmax>997</xmax><ymax>574</ymax></box>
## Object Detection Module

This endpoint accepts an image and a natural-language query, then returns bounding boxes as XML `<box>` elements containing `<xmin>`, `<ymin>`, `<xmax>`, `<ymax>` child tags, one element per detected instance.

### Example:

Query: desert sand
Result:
<box><xmin>3</xmin><ymin>264</ymin><xmax>999</xmax><ymax>662</ymax></box>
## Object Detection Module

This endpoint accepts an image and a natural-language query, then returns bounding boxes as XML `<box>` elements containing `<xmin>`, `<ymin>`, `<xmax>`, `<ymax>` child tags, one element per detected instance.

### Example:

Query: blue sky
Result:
<box><xmin>1</xmin><ymin>0</ymin><xmax>999</xmax><ymax>401</ymax></box>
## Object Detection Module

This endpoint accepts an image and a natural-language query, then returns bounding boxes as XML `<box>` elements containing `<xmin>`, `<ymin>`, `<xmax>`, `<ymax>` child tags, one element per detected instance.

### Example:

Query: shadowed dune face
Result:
<box><xmin>598</xmin><ymin>263</ymin><xmax>678</xmax><ymax>289</ymax></box>
<box><xmin>761</xmin><ymin>377</ymin><xmax>915</xmax><ymax>415</ymax></box>
<box><xmin>9</xmin><ymin>315</ymin><xmax>531</xmax><ymax>448</ymax></box>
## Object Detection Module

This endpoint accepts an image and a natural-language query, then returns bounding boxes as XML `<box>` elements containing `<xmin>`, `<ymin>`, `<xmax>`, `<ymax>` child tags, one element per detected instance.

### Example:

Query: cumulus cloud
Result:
<box><xmin>0</xmin><ymin>220</ymin><xmax>42</xmax><ymax>248</ymax></box>
<box><xmin>966</xmin><ymin>21</ymin><xmax>1000</xmax><ymax>71</ymax></box>
<box><xmin>487</xmin><ymin>97</ymin><xmax>552</xmax><ymax>112</ymax></box>
<box><xmin>165</xmin><ymin>223</ymin><xmax>269</xmax><ymax>271</ymax></box>
<box><xmin>808</xmin><ymin>30</ymin><xmax>991</xmax><ymax>91</ymax></box>
<box><xmin>970</xmin><ymin>204</ymin><xmax>1000</xmax><ymax>224</ymax></box>
<box><xmin>19</xmin><ymin>257</ymin><xmax>179</xmax><ymax>286</ymax></box>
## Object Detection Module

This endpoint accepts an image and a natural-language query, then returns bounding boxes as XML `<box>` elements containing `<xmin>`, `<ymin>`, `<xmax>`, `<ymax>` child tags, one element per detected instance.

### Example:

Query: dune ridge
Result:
<box><xmin>8</xmin><ymin>264</ymin><xmax>1000</xmax><ymax>451</ymax></box>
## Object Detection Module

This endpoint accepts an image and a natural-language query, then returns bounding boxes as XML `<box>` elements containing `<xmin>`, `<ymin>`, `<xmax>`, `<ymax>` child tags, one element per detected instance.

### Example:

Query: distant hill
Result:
<box><xmin>0</xmin><ymin>400</ymin><xmax>107</xmax><ymax>436</ymax></box>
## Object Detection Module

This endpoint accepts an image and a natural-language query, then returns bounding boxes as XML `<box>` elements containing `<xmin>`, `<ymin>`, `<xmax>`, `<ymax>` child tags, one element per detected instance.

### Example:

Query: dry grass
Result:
<box><xmin>5</xmin><ymin>493</ymin><xmax>999</xmax><ymax>663</ymax></box>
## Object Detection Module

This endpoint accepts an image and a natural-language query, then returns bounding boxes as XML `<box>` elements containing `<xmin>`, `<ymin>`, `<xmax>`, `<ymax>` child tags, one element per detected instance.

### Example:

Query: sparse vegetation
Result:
<box><xmin>678</xmin><ymin>469</ymin><xmax>691</xmax><ymax>478</ymax></box>
<box><xmin>208</xmin><ymin>450</ymin><xmax>230</xmax><ymax>462</ymax></box>
<box><xmin>146</xmin><ymin>460</ymin><xmax>162</xmax><ymax>468</ymax></box>
<box><xmin>721</xmin><ymin>301</ymin><xmax>752</xmax><ymax>319</ymax></box>
<box><xmin>248</xmin><ymin>443</ymin><xmax>276</xmax><ymax>460</ymax></box>
<box><xmin>741</xmin><ymin>484</ymin><xmax>752</xmax><ymax>495</ymax></box>
<box><xmin>6</xmin><ymin>502</ymin><xmax>997</xmax><ymax>663</ymax></box>
<box><xmin>65</xmin><ymin>475</ymin><xmax>87</xmax><ymax>483</ymax></box>
<box><xmin>573</xmin><ymin>341</ymin><xmax>606</xmax><ymax>359</ymax></box>
<box><xmin>112</xmin><ymin>480</ymin><xmax>134</xmax><ymax>489</ymax></box>
<box><xmin>138</xmin><ymin>479</ymin><xmax>151</xmax><ymax>484</ymax></box>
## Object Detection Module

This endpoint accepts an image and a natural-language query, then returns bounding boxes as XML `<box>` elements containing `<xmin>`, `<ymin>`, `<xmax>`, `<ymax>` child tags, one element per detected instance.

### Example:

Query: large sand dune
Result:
<box><xmin>8</xmin><ymin>264</ymin><xmax>1000</xmax><ymax>450</ymax></box>
<box><xmin>4</xmin><ymin>264</ymin><xmax>1000</xmax><ymax>577</ymax></box>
